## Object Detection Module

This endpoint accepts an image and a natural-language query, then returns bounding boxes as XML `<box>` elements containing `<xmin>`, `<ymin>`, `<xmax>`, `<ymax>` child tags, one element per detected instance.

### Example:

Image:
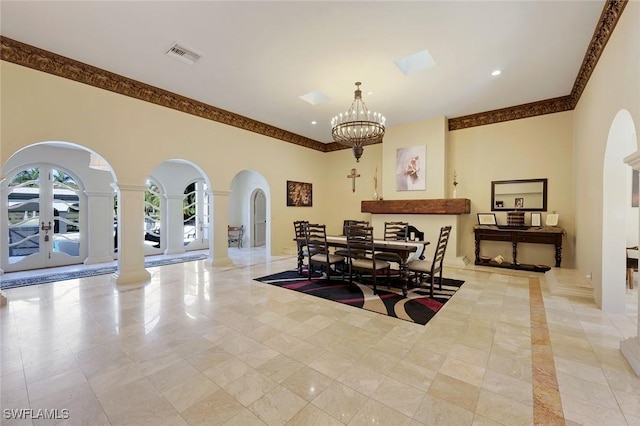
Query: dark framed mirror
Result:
<box><xmin>491</xmin><ymin>178</ymin><xmax>547</xmax><ymax>211</ymax></box>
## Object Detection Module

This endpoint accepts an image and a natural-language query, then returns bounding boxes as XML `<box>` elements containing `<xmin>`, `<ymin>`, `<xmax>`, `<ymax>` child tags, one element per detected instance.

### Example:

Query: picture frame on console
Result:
<box><xmin>477</xmin><ymin>213</ymin><xmax>497</xmax><ymax>226</ymax></box>
<box><xmin>531</xmin><ymin>212</ymin><xmax>542</xmax><ymax>227</ymax></box>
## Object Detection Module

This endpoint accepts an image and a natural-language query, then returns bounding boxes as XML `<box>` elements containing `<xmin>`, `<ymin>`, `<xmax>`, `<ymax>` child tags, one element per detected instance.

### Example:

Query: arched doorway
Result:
<box><xmin>602</xmin><ymin>109</ymin><xmax>638</xmax><ymax>313</ymax></box>
<box><xmin>229</xmin><ymin>170</ymin><xmax>271</xmax><ymax>252</ymax></box>
<box><xmin>2</xmin><ymin>143</ymin><xmax>117</xmax><ymax>273</ymax></box>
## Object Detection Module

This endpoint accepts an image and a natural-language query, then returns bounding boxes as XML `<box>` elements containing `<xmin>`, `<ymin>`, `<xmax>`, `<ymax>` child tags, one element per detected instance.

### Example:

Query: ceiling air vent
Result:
<box><xmin>166</xmin><ymin>43</ymin><xmax>202</xmax><ymax>65</ymax></box>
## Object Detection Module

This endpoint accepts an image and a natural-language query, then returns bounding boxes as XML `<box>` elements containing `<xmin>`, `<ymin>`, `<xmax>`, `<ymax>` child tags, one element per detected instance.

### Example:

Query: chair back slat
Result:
<box><xmin>293</xmin><ymin>220</ymin><xmax>308</xmax><ymax>239</ymax></box>
<box><xmin>346</xmin><ymin>225</ymin><xmax>375</xmax><ymax>258</ymax></box>
<box><xmin>432</xmin><ymin>226</ymin><xmax>452</xmax><ymax>274</ymax></box>
<box><xmin>305</xmin><ymin>223</ymin><xmax>328</xmax><ymax>255</ymax></box>
<box><xmin>384</xmin><ymin>221</ymin><xmax>409</xmax><ymax>241</ymax></box>
<box><xmin>342</xmin><ymin>220</ymin><xmax>369</xmax><ymax>236</ymax></box>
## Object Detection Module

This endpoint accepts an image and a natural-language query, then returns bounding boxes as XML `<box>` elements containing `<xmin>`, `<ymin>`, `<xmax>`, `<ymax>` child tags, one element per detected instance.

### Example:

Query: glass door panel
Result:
<box><xmin>7</xmin><ymin>168</ymin><xmax>42</xmax><ymax>262</ymax></box>
<box><xmin>51</xmin><ymin>169</ymin><xmax>81</xmax><ymax>257</ymax></box>
<box><xmin>144</xmin><ymin>179</ymin><xmax>162</xmax><ymax>253</ymax></box>
<box><xmin>5</xmin><ymin>166</ymin><xmax>83</xmax><ymax>271</ymax></box>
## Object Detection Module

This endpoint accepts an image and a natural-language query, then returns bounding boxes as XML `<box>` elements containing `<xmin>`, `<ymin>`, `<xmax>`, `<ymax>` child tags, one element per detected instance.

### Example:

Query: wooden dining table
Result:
<box><xmin>295</xmin><ymin>236</ymin><xmax>430</xmax><ymax>296</ymax></box>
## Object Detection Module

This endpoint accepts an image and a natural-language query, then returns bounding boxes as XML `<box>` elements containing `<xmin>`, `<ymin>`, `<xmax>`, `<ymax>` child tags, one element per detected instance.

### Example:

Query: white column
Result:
<box><xmin>164</xmin><ymin>194</ymin><xmax>186</xmax><ymax>255</ymax></box>
<box><xmin>84</xmin><ymin>190</ymin><xmax>116</xmax><ymax>264</ymax></box>
<box><xmin>622</xmin><ymin>151</ymin><xmax>640</xmax><ymax>376</ymax></box>
<box><xmin>1</xmin><ymin>174</ymin><xmax>7</xmax><ymax>305</ymax></box>
<box><xmin>205</xmin><ymin>190</ymin><xmax>232</xmax><ymax>267</ymax></box>
<box><xmin>112</xmin><ymin>183</ymin><xmax>151</xmax><ymax>288</ymax></box>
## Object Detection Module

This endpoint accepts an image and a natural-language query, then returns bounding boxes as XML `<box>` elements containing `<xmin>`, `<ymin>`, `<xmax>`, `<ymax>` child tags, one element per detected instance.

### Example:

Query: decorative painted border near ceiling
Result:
<box><xmin>0</xmin><ymin>0</ymin><xmax>627</xmax><ymax>152</ymax></box>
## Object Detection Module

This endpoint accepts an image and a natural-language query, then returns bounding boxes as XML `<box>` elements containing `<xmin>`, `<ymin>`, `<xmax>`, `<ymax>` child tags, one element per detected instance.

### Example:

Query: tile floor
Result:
<box><xmin>1</xmin><ymin>249</ymin><xmax>639</xmax><ymax>425</ymax></box>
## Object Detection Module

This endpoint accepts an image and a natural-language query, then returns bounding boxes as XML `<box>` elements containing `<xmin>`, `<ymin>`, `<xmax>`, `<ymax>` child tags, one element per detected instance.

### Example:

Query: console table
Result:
<box><xmin>473</xmin><ymin>225</ymin><xmax>564</xmax><ymax>271</ymax></box>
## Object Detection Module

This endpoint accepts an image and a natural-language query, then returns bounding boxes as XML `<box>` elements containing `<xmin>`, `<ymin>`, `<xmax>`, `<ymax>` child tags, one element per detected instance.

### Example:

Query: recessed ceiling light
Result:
<box><xmin>368</xmin><ymin>91</ymin><xmax>374</xmax><ymax>95</ymax></box>
<box><xmin>311</xmin><ymin>121</ymin><xmax>317</xmax><ymax>125</ymax></box>
<box><xmin>491</xmin><ymin>70</ymin><xmax>502</xmax><ymax>76</ymax></box>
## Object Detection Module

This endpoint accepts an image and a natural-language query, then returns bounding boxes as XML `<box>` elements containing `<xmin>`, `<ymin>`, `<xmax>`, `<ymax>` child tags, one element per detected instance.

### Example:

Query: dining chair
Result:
<box><xmin>406</xmin><ymin>226</ymin><xmax>452</xmax><ymax>298</ymax></box>
<box><xmin>305</xmin><ymin>223</ymin><xmax>345</xmax><ymax>280</ymax></box>
<box><xmin>345</xmin><ymin>225</ymin><xmax>390</xmax><ymax>294</ymax></box>
<box><xmin>293</xmin><ymin>220</ymin><xmax>309</xmax><ymax>274</ymax></box>
<box><xmin>336</xmin><ymin>220</ymin><xmax>369</xmax><ymax>257</ymax></box>
<box><xmin>227</xmin><ymin>225</ymin><xmax>244</xmax><ymax>248</ymax></box>
<box><xmin>376</xmin><ymin>221</ymin><xmax>409</xmax><ymax>284</ymax></box>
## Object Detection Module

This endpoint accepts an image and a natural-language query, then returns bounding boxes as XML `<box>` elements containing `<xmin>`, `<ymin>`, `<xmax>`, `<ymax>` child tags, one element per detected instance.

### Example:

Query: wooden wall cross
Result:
<box><xmin>347</xmin><ymin>168</ymin><xmax>360</xmax><ymax>193</ymax></box>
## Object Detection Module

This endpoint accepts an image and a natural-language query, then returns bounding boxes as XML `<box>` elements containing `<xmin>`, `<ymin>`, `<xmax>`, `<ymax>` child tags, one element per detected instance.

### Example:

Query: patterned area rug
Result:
<box><xmin>0</xmin><ymin>253</ymin><xmax>208</xmax><ymax>290</ymax></box>
<box><xmin>254</xmin><ymin>270</ymin><xmax>464</xmax><ymax>325</ymax></box>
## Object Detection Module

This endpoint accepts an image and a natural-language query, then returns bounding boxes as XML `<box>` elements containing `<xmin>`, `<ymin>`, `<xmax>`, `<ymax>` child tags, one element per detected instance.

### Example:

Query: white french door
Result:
<box><xmin>4</xmin><ymin>165</ymin><xmax>83</xmax><ymax>272</ymax></box>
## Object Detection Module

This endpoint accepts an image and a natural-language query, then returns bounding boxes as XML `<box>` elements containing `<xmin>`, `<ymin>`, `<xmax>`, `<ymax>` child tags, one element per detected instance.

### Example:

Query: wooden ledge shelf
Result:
<box><xmin>361</xmin><ymin>199</ymin><xmax>471</xmax><ymax>215</ymax></box>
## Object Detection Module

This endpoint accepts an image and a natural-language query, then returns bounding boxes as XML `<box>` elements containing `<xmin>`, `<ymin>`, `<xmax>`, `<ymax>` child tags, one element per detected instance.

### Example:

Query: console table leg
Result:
<box><xmin>555</xmin><ymin>245</ymin><xmax>562</xmax><ymax>267</ymax></box>
<box><xmin>475</xmin><ymin>239</ymin><xmax>480</xmax><ymax>264</ymax></box>
<box><xmin>512</xmin><ymin>242</ymin><xmax>518</xmax><ymax>265</ymax></box>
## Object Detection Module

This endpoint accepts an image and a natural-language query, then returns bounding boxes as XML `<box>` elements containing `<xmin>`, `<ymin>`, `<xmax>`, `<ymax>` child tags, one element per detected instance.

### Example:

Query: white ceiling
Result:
<box><xmin>1</xmin><ymin>1</ymin><xmax>605</xmax><ymax>143</ymax></box>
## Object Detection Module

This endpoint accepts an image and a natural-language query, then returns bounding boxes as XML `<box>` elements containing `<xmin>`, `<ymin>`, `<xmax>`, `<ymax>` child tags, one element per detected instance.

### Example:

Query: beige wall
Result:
<box><xmin>449</xmin><ymin>112</ymin><xmax>575</xmax><ymax>267</ymax></box>
<box><xmin>573</xmin><ymin>1</ymin><xmax>640</xmax><ymax>305</ymax></box>
<box><xmin>0</xmin><ymin>61</ymin><xmax>334</xmax><ymax>256</ymax></box>
<box><xmin>0</xmin><ymin>62</ymin><xmax>577</xmax><ymax>266</ymax></box>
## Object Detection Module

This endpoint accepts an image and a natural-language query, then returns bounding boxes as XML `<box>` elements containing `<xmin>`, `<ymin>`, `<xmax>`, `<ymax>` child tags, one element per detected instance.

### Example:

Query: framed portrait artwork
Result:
<box><xmin>396</xmin><ymin>145</ymin><xmax>426</xmax><ymax>191</ymax></box>
<box><xmin>477</xmin><ymin>213</ymin><xmax>497</xmax><ymax>226</ymax></box>
<box><xmin>514</xmin><ymin>197</ymin><xmax>524</xmax><ymax>208</ymax></box>
<box><xmin>286</xmin><ymin>180</ymin><xmax>312</xmax><ymax>207</ymax></box>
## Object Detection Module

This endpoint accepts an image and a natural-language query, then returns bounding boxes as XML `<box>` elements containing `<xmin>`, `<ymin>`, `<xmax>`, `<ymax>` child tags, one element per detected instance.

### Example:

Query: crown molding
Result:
<box><xmin>448</xmin><ymin>96</ymin><xmax>573</xmax><ymax>131</ymax></box>
<box><xmin>568</xmin><ymin>0</ymin><xmax>627</xmax><ymax>108</ymax></box>
<box><xmin>0</xmin><ymin>0</ymin><xmax>628</xmax><ymax>143</ymax></box>
<box><xmin>0</xmin><ymin>36</ymin><xmax>328</xmax><ymax>153</ymax></box>
<box><xmin>449</xmin><ymin>0</ymin><xmax>627</xmax><ymax>131</ymax></box>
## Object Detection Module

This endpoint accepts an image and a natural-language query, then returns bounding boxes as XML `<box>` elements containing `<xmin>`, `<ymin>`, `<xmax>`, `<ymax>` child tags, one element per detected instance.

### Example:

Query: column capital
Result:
<box><xmin>112</xmin><ymin>183</ymin><xmax>148</xmax><ymax>192</ymax></box>
<box><xmin>84</xmin><ymin>190</ymin><xmax>116</xmax><ymax>197</ymax></box>
<box><xmin>624</xmin><ymin>151</ymin><xmax>640</xmax><ymax>170</ymax></box>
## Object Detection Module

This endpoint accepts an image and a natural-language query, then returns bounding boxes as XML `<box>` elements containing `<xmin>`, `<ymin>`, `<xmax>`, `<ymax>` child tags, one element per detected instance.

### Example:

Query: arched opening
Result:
<box><xmin>229</xmin><ymin>170</ymin><xmax>271</xmax><ymax>251</ymax></box>
<box><xmin>147</xmin><ymin>160</ymin><xmax>212</xmax><ymax>256</ymax></box>
<box><xmin>1</xmin><ymin>142</ymin><xmax>116</xmax><ymax>273</ymax></box>
<box><xmin>602</xmin><ymin>109</ymin><xmax>638</xmax><ymax>313</ymax></box>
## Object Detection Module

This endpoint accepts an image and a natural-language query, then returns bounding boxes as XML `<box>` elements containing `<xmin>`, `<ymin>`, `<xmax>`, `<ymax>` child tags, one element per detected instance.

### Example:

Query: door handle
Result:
<box><xmin>41</xmin><ymin>221</ymin><xmax>52</xmax><ymax>231</ymax></box>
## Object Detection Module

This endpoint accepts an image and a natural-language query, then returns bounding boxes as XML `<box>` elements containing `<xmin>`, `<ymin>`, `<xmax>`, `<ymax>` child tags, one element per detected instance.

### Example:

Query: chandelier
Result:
<box><xmin>331</xmin><ymin>82</ymin><xmax>386</xmax><ymax>162</ymax></box>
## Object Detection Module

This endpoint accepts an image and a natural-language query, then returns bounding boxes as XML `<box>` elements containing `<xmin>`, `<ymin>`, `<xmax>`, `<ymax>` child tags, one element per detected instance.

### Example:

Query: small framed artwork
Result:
<box><xmin>514</xmin><ymin>197</ymin><xmax>524</xmax><ymax>208</ymax></box>
<box><xmin>477</xmin><ymin>213</ymin><xmax>497</xmax><ymax>226</ymax></box>
<box><xmin>286</xmin><ymin>180</ymin><xmax>312</xmax><ymax>207</ymax></box>
<box><xmin>531</xmin><ymin>212</ymin><xmax>542</xmax><ymax>227</ymax></box>
<box><xmin>495</xmin><ymin>200</ymin><xmax>504</xmax><ymax>208</ymax></box>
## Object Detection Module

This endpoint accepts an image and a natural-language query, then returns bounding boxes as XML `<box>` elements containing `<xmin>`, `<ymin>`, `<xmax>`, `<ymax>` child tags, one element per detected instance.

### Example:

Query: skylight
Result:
<box><xmin>299</xmin><ymin>91</ymin><xmax>331</xmax><ymax>105</ymax></box>
<box><xmin>394</xmin><ymin>49</ymin><xmax>436</xmax><ymax>76</ymax></box>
